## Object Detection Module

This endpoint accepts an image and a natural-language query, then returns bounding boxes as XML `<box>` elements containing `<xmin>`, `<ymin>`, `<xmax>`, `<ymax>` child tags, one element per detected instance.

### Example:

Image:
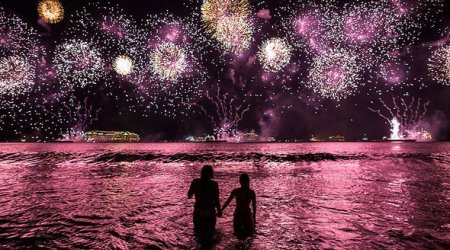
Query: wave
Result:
<box><xmin>0</xmin><ymin>152</ymin><xmax>448</xmax><ymax>164</ymax></box>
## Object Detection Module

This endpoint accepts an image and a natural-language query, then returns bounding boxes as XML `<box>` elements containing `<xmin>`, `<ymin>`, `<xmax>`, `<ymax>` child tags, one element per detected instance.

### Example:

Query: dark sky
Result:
<box><xmin>0</xmin><ymin>0</ymin><xmax>449</xmax><ymax>141</ymax></box>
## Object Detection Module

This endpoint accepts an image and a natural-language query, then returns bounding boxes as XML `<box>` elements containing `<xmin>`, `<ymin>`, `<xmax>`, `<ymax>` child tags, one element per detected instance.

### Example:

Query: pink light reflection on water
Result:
<box><xmin>0</xmin><ymin>142</ymin><xmax>448</xmax><ymax>248</ymax></box>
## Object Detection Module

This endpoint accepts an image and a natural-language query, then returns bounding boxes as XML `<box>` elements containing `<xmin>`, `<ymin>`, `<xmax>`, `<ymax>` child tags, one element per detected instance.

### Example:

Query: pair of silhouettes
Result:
<box><xmin>187</xmin><ymin>165</ymin><xmax>256</xmax><ymax>239</ymax></box>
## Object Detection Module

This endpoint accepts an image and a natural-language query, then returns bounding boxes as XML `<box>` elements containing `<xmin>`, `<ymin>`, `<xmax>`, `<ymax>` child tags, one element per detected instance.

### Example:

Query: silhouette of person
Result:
<box><xmin>221</xmin><ymin>173</ymin><xmax>256</xmax><ymax>238</ymax></box>
<box><xmin>188</xmin><ymin>165</ymin><xmax>222</xmax><ymax>239</ymax></box>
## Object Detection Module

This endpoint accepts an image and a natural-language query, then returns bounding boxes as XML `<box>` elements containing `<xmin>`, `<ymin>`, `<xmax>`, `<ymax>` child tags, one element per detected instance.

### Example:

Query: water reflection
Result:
<box><xmin>0</xmin><ymin>143</ymin><xmax>448</xmax><ymax>249</ymax></box>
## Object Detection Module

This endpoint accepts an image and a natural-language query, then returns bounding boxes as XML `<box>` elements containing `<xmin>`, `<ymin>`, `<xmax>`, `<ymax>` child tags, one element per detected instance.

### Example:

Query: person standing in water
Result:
<box><xmin>188</xmin><ymin>165</ymin><xmax>222</xmax><ymax>239</ymax></box>
<box><xmin>221</xmin><ymin>173</ymin><xmax>256</xmax><ymax>238</ymax></box>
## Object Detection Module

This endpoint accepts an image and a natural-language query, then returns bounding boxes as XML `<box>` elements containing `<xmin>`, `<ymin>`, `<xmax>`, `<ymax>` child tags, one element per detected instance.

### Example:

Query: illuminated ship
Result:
<box><xmin>84</xmin><ymin>131</ymin><xmax>140</xmax><ymax>142</ymax></box>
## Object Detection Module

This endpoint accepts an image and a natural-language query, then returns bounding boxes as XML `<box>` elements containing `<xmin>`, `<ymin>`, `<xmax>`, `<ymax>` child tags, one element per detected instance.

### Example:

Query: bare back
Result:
<box><xmin>233</xmin><ymin>187</ymin><xmax>255</xmax><ymax>213</ymax></box>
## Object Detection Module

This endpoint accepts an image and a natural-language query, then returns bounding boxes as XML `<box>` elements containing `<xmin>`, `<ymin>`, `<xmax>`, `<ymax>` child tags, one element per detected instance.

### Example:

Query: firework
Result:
<box><xmin>428</xmin><ymin>45</ymin><xmax>450</xmax><ymax>86</ymax></box>
<box><xmin>379</xmin><ymin>58</ymin><xmax>408</xmax><ymax>84</ymax></box>
<box><xmin>53</xmin><ymin>39</ymin><xmax>105</xmax><ymax>88</ymax></box>
<box><xmin>0</xmin><ymin>55</ymin><xmax>36</xmax><ymax>95</ymax></box>
<box><xmin>66</xmin><ymin>4</ymin><xmax>147</xmax><ymax>84</ymax></box>
<box><xmin>150</xmin><ymin>43</ymin><xmax>187</xmax><ymax>81</ymax></box>
<box><xmin>60</xmin><ymin>97</ymin><xmax>101</xmax><ymax>141</ymax></box>
<box><xmin>214</xmin><ymin>15</ymin><xmax>253</xmax><ymax>53</ymax></box>
<box><xmin>139</xmin><ymin>14</ymin><xmax>207</xmax><ymax>118</ymax></box>
<box><xmin>0</xmin><ymin>9</ymin><xmax>42</xmax><ymax>96</ymax></box>
<box><xmin>341</xmin><ymin>2</ymin><xmax>400</xmax><ymax>48</ymax></box>
<box><xmin>278</xmin><ymin>0</ymin><xmax>444</xmax><ymax>97</ymax></box>
<box><xmin>37</xmin><ymin>96</ymin><xmax>101</xmax><ymax>141</ymax></box>
<box><xmin>113</xmin><ymin>55</ymin><xmax>134</xmax><ymax>76</ymax></box>
<box><xmin>258</xmin><ymin>38</ymin><xmax>292</xmax><ymax>72</ymax></box>
<box><xmin>38</xmin><ymin>0</ymin><xmax>64</xmax><ymax>24</ymax></box>
<box><xmin>201</xmin><ymin>0</ymin><xmax>250</xmax><ymax>35</ymax></box>
<box><xmin>369</xmin><ymin>97</ymin><xmax>430</xmax><ymax>139</ymax></box>
<box><xmin>0</xmin><ymin>8</ymin><xmax>40</xmax><ymax>55</ymax></box>
<box><xmin>196</xmin><ymin>86</ymin><xmax>250</xmax><ymax>141</ymax></box>
<box><xmin>201</xmin><ymin>0</ymin><xmax>253</xmax><ymax>53</ymax></box>
<box><xmin>307</xmin><ymin>49</ymin><xmax>362</xmax><ymax>100</ymax></box>
<box><xmin>279</xmin><ymin>1</ymin><xmax>340</xmax><ymax>55</ymax></box>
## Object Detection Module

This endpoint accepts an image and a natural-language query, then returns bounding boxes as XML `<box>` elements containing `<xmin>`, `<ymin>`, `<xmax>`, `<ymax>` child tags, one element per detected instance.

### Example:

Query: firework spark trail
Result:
<box><xmin>401</xmin><ymin>98</ymin><xmax>408</xmax><ymax>124</ymax></box>
<box><xmin>40</xmin><ymin>97</ymin><xmax>101</xmax><ymax>139</ymax></box>
<box><xmin>369</xmin><ymin>97</ymin><xmax>431</xmax><ymax>134</ymax></box>
<box><xmin>380</xmin><ymin>99</ymin><xmax>396</xmax><ymax>122</ymax></box>
<box><xmin>367</xmin><ymin>107</ymin><xmax>391</xmax><ymax>123</ymax></box>
<box><xmin>406</xmin><ymin>97</ymin><xmax>415</xmax><ymax>125</ymax></box>
<box><xmin>392</xmin><ymin>97</ymin><xmax>403</xmax><ymax>125</ymax></box>
<box><xmin>197</xmin><ymin>86</ymin><xmax>250</xmax><ymax>139</ymax></box>
<box><xmin>63</xmin><ymin>98</ymin><xmax>101</xmax><ymax>139</ymax></box>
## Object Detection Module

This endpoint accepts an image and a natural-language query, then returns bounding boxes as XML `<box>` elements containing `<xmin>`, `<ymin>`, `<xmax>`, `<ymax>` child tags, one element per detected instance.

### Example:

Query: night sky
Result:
<box><xmin>0</xmin><ymin>0</ymin><xmax>449</xmax><ymax>141</ymax></box>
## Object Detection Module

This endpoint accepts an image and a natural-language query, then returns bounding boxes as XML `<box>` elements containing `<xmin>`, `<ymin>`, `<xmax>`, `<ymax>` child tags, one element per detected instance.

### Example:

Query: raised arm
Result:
<box><xmin>251</xmin><ymin>190</ymin><xmax>256</xmax><ymax>225</ymax></box>
<box><xmin>188</xmin><ymin>180</ymin><xmax>196</xmax><ymax>199</ymax></box>
<box><xmin>221</xmin><ymin>190</ymin><xmax>235</xmax><ymax>212</ymax></box>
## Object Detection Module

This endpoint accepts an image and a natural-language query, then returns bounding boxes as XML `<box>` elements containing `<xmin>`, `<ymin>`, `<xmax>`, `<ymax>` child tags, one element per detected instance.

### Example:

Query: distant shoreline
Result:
<box><xmin>0</xmin><ymin>141</ymin><xmax>447</xmax><ymax>143</ymax></box>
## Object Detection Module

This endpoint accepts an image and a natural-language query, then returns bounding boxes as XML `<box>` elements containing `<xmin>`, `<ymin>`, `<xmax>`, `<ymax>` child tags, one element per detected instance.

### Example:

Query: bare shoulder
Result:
<box><xmin>191</xmin><ymin>178</ymin><xmax>201</xmax><ymax>186</ymax></box>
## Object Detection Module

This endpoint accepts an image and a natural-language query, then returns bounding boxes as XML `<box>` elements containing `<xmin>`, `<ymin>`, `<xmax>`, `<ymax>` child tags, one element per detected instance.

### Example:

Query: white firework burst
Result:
<box><xmin>258</xmin><ymin>38</ymin><xmax>292</xmax><ymax>72</ymax></box>
<box><xmin>150</xmin><ymin>43</ymin><xmax>188</xmax><ymax>81</ymax></box>
<box><xmin>53</xmin><ymin>39</ymin><xmax>105</xmax><ymax>88</ymax></box>
<box><xmin>0</xmin><ymin>55</ymin><xmax>36</xmax><ymax>95</ymax></box>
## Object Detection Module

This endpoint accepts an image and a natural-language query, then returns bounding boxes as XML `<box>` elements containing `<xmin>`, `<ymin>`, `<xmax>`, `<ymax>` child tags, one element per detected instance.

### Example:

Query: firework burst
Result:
<box><xmin>0</xmin><ymin>8</ymin><xmax>42</xmax><ymax>96</ymax></box>
<box><xmin>38</xmin><ymin>0</ymin><xmax>64</xmax><ymax>24</ymax></box>
<box><xmin>258</xmin><ymin>38</ymin><xmax>292</xmax><ymax>72</ymax></box>
<box><xmin>307</xmin><ymin>49</ymin><xmax>362</xmax><ymax>100</ymax></box>
<box><xmin>200</xmin><ymin>0</ymin><xmax>253</xmax><ymax>54</ymax></box>
<box><xmin>428</xmin><ymin>45</ymin><xmax>450</xmax><ymax>86</ymax></box>
<box><xmin>113</xmin><ymin>55</ymin><xmax>134</xmax><ymax>76</ymax></box>
<box><xmin>53</xmin><ymin>39</ymin><xmax>105</xmax><ymax>88</ymax></box>
<box><xmin>139</xmin><ymin>14</ymin><xmax>207</xmax><ymax>117</ymax></box>
<box><xmin>0</xmin><ymin>55</ymin><xmax>36</xmax><ymax>95</ymax></box>
<box><xmin>150</xmin><ymin>43</ymin><xmax>187</xmax><ymax>81</ymax></box>
<box><xmin>201</xmin><ymin>0</ymin><xmax>250</xmax><ymax>35</ymax></box>
<box><xmin>66</xmin><ymin>4</ymin><xmax>147</xmax><ymax>84</ymax></box>
<box><xmin>214</xmin><ymin>15</ymin><xmax>253</xmax><ymax>54</ymax></box>
<box><xmin>0</xmin><ymin>8</ymin><xmax>40</xmax><ymax>54</ymax></box>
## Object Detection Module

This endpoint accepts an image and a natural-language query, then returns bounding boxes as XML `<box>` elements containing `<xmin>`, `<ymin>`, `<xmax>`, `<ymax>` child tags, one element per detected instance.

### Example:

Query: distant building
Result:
<box><xmin>241</xmin><ymin>130</ymin><xmax>276</xmax><ymax>142</ymax></box>
<box><xmin>185</xmin><ymin>135</ymin><xmax>216</xmax><ymax>142</ymax></box>
<box><xmin>310</xmin><ymin>135</ymin><xmax>345</xmax><ymax>142</ymax></box>
<box><xmin>328</xmin><ymin>135</ymin><xmax>345</xmax><ymax>142</ymax></box>
<box><xmin>185</xmin><ymin>130</ymin><xmax>275</xmax><ymax>143</ymax></box>
<box><xmin>84</xmin><ymin>131</ymin><xmax>140</xmax><ymax>142</ymax></box>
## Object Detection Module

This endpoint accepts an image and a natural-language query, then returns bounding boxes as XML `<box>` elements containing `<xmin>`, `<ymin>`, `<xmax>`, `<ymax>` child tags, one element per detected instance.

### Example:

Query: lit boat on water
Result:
<box><xmin>84</xmin><ymin>131</ymin><xmax>140</xmax><ymax>143</ymax></box>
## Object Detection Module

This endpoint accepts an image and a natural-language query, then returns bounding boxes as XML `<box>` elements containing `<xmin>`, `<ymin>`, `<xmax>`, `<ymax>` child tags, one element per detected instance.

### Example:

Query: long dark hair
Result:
<box><xmin>201</xmin><ymin>165</ymin><xmax>214</xmax><ymax>180</ymax></box>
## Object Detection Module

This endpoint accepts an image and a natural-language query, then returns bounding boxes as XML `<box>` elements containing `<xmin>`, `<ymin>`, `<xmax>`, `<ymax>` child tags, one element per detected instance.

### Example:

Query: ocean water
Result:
<box><xmin>0</xmin><ymin>142</ymin><xmax>449</xmax><ymax>249</ymax></box>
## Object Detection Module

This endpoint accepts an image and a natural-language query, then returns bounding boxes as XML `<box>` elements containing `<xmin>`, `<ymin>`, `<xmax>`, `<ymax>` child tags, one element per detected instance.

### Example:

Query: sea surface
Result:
<box><xmin>0</xmin><ymin>142</ymin><xmax>449</xmax><ymax>249</ymax></box>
